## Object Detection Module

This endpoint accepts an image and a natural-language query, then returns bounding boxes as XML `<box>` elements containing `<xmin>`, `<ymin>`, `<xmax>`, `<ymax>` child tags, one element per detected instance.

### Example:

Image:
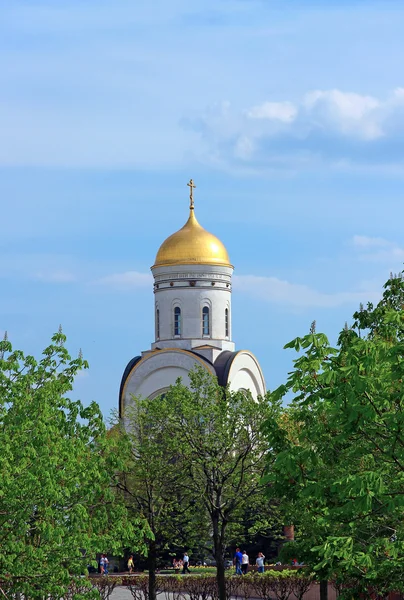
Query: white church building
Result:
<box><xmin>119</xmin><ymin>180</ymin><xmax>266</xmax><ymax>416</ymax></box>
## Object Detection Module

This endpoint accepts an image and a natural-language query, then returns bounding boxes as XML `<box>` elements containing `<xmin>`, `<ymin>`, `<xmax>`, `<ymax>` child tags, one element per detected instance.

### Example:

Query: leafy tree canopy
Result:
<box><xmin>117</xmin><ymin>394</ymin><xmax>209</xmax><ymax>600</ymax></box>
<box><xmin>0</xmin><ymin>331</ymin><xmax>149</xmax><ymax>599</ymax></box>
<box><xmin>145</xmin><ymin>369</ymin><xmax>276</xmax><ymax>600</ymax></box>
<box><xmin>264</xmin><ymin>275</ymin><xmax>404</xmax><ymax>596</ymax></box>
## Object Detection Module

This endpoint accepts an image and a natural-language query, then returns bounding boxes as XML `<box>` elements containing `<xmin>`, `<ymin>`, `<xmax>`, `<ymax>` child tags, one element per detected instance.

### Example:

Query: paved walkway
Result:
<box><xmin>108</xmin><ymin>585</ymin><xmax>336</xmax><ymax>600</ymax></box>
<box><xmin>110</xmin><ymin>591</ymin><xmax>175</xmax><ymax>600</ymax></box>
<box><xmin>110</xmin><ymin>588</ymin><xmax>133</xmax><ymax>600</ymax></box>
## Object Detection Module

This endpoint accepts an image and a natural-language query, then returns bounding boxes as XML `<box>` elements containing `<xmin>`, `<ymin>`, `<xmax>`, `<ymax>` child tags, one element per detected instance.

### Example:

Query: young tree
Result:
<box><xmin>151</xmin><ymin>369</ymin><xmax>274</xmax><ymax>600</ymax></box>
<box><xmin>0</xmin><ymin>331</ymin><xmax>148</xmax><ymax>599</ymax></box>
<box><xmin>117</xmin><ymin>396</ymin><xmax>209</xmax><ymax>600</ymax></box>
<box><xmin>264</xmin><ymin>275</ymin><xmax>404</xmax><ymax>597</ymax></box>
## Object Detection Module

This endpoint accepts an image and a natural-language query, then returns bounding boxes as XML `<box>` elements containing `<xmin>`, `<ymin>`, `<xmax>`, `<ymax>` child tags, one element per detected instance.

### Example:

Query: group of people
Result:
<box><xmin>100</xmin><ymin>549</ymin><xmax>266</xmax><ymax>575</ymax></box>
<box><xmin>233</xmin><ymin>548</ymin><xmax>265</xmax><ymax>574</ymax></box>
<box><xmin>173</xmin><ymin>552</ymin><xmax>191</xmax><ymax>574</ymax></box>
<box><xmin>99</xmin><ymin>554</ymin><xmax>109</xmax><ymax>575</ymax></box>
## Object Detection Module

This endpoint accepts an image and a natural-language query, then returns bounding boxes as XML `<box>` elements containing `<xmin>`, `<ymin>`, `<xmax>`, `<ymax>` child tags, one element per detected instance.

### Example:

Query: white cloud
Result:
<box><xmin>93</xmin><ymin>268</ymin><xmax>371</xmax><ymax>308</ymax></box>
<box><xmin>74</xmin><ymin>369</ymin><xmax>89</xmax><ymax>381</ymax></box>
<box><xmin>94</xmin><ymin>269</ymin><xmax>378</xmax><ymax>309</ymax></box>
<box><xmin>303</xmin><ymin>89</ymin><xmax>381</xmax><ymax>139</ymax></box>
<box><xmin>95</xmin><ymin>271</ymin><xmax>152</xmax><ymax>288</ymax></box>
<box><xmin>185</xmin><ymin>87</ymin><xmax>404</xmax><ymax>170</ymax></box>
<box><xmin>233</xmin><ymin>274</ymin><xmax>378</xmax><ymax>309</ymax></box>
<box><xmin>234</xmin><ymin>136</ymin><xmax>255</xmax><ymax>159</ymax></box>
<box><xmin>351</xmin><ymin>235</ymin><xmax>404</xmax><ymax>266</ymax></box>
<box><xmin>247</xmin><ymin>101</ymin><xmax>297</xmax><ymax>123</ymax></box>
<box><xmin>32</xmin><ymin>270</ymin><xmax>76</xmax><ymax>283</ymax></box>
<box><xmin>352</xmin><ymin>235</ymin><xmax>392</xmax><ymax>248</ymax></box>
<box><xmin>95</xmin><ymin>241</ymin><xmax>402</xmax><ymax>308</ymax></box>
<box><xmin>0</xmin><ymin>255</ymin><xmax>78</xmax><ymax>284</ymax></box>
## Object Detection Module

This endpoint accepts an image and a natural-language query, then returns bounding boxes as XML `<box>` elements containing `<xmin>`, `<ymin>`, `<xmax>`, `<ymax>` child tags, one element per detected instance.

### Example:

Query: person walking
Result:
<box><xmin>100</xmin><ymin>554</ymin><xmax>109</xmax><ymax>575</ymax></box>
<box><xmin>256</xmin><ymin>552</ymin><xmax>265</xmax><ymax>574</ymax></box>
<box><xmin>241</xmin><ymin>550</ymin><xmax>249</xmax><ymax>575</ymax></box>
<box><xmin>127</xmin><ymin>554</ymin><xmax>134</xmax><ymax>573</ymax></box>
<box><xmin>233</xmin><ymin>547</ymin><xmax>243</xmax><ymax>575</ymax></box>
<box><xmin>182</xmin><ymin>552</ymin><xmax>191</xmax><ymax>574</ymax></box>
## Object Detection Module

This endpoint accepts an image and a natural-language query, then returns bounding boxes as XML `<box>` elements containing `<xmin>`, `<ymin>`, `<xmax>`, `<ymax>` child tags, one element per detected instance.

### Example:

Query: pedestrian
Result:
<box><xmin>233</xmin><ymin>547</ymin><xmax>243</xmax><ymax>575</ymax></box>
<box><xmin>127</xmin><ymin>554</ymin><xmax>134</xmax><ymax>573</ymax></box>
<box><xmin>256</xmin><ymin>552</ymin><xmax>265</xmax><ymax>574</ymax></box>
<box><xmin>100</xmin><ymin>554</ymin><xmax>109</xmax><ymax>575</ymax></box>
<box><xmin>241</xmin><ymin>550</ymin><xmax>249</xmax><ymax>575</ymax></box>
<box><xmin>182</xmin><ymin>552</ymin><xmax>191</xmax><ymax>574</ymax></box>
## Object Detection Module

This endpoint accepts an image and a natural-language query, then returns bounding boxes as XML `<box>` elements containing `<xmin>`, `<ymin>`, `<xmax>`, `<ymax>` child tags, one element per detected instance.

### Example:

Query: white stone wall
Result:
<box><xmin>121</xmin><ymin>349</ymin><xmax>216</xmax><ymax>413</ymax></box>
<box><xmin>120</xmin><ymin>261</ymin><xmax>267</xmax><ymax>410</ymax></box>
<box><xmin>121</xmin><ymin>348</ymin><xmax>266</xmax><ymax>414</ymax></box>
<box><xmin>151</xmin><ymin>264</ymin><xmax>234</xmax><ymax>350</ymax></box>
<box><xmin>227</xmin><ymin>351</ymin><xmax>266</xmax><ymax>399</ymax></box>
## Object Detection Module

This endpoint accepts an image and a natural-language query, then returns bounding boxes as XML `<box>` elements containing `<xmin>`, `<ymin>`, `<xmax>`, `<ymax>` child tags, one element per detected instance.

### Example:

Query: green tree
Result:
<box><xmin>0</xmin><ymin>331</ymin><xmax>148</xmax><ymax>599</ymax></box>
<box><xmin>264</xmin><ymin>275</ymin><xmax>404</xmax><ymax>597</ymax></box>
<box><xmin>226</xmin><ymin>498</ymin><xmax>284</xmax><ymax>560</ymax></box>
<box><xmin>151</xmin><ymin>369</ymin><xmax>274</xmax><ymax>600</ymax></box>
<box><xmin>117</xmin><ymin>395</ymin><xmax>209</xmax><ymax>600</ymax></box>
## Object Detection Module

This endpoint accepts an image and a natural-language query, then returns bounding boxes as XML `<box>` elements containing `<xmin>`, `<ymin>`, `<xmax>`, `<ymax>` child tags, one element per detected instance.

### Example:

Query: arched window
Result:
<box><xmin>156</xmin><ymin>308</ymin><xmax>160</xmax><ymax>339</ymax></box>
<box><xmin>225</xmin><ymin>308</ymin><xmax>229</xmax><ymax>338</ymax></box>
<box><xmin>174</xmin><ymin>306</ymin><xmax>181</xmax><ymax>336</ymax></box>
<box><xmin>202</xmin><ymin>306</ymin><xmax>210</xmax><ymax>336</ymax></box>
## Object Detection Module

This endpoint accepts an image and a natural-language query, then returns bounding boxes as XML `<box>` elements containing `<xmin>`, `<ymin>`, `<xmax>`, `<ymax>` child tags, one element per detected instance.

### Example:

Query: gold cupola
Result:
<box><xmin>152</xmin><ymin>179</ymin><xmax>232</xmax><ymax>269</ymax></box>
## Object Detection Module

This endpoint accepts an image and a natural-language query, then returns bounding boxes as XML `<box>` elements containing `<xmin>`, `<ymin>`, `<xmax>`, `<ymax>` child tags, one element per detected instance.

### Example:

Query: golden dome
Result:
<box><xmin>152</xmin><ymin>207</ymin><xmax>232</xmax><ymax>269</ymax></box>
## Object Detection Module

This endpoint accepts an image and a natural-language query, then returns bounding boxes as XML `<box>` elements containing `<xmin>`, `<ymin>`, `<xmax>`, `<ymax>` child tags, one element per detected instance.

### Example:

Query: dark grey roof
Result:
<box><xmin>119</xmin><ymin>355</ymin><xmax>141</xmax><ymax>417</ymax></box>
<box><xmin>119</xmin><ymin>349</ymin><xmax>239</xmax><ymax>414</ymax></box>
<box><xmin>214</xmin><ymin>351</ymin><xmax>239</xmax><ymax>387</ymax></box>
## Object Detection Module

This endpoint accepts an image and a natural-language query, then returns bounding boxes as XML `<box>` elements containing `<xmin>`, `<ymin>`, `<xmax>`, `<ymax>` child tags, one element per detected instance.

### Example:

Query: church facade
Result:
<box><xmin>119</xmin><ymin>180</ymin><xmax>266</xmax><ymax>416</ymax></box>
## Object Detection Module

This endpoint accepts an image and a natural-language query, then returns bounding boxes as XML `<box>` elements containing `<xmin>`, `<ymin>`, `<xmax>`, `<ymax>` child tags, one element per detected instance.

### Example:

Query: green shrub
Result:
<box><xmin>90</xmin><ymin>576</ymin><xmax>121</xmax><ymax>600</ymax></box>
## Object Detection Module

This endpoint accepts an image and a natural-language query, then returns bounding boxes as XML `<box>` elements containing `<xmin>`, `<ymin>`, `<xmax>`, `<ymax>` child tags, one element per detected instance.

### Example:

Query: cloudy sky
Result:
<box><xmin>1</xmin><ymin>0</ymin><xmax>404</xmax><ymax>416</ymax></box>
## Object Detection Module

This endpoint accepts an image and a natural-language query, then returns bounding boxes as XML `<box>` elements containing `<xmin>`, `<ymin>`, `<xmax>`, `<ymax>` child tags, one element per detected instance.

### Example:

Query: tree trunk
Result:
<box><xmin>320</xmin><ymin>580</ymin><xmax>328</xmax><ymax>600</ymax></box>
<box><xmin>216</xmin><ymin>558</ymin><xmax>226</xmax><ymax>600</ymax></box>
<box><xmin>212</xmin><ymin>513</ymin><xmax>226</xmax><ymax>600</ymax></box>
<box><xmin>148</xmin><ymin>540</ymin><xmax>157</xmax><ymax>600</ymax></box>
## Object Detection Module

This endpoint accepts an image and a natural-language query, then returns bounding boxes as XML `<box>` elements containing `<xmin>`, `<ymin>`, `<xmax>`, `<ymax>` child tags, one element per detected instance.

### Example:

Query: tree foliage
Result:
<box><xmin>0</xmin><ymin>331</ymin><xmax>148</xmax><ymax>598</ymax></box>
<box><xmin>147</xmin><ymin>369</ymin><xmax>275</xmax><ymax>600</ymax></box>
<box><xmin>264</xmin><ymin>275</ymin><xmax>404</xmax><ymax>596</ymax></box>
<box><xmin>118</xmin><ymin>395</ymin><xmax>209</xmax><ymax>600</ymax></box>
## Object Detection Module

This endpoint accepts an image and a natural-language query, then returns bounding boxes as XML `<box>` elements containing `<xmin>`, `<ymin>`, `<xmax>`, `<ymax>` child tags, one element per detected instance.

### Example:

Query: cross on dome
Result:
<box><xmin>152</xmin><ymin>179</ymin><xmax>231</xmax><ymax>268</ymax></box>
<box><xmin>187</xmin><ymin>178</ymin><xmax>196</xmax><ymax>209</ymax></box>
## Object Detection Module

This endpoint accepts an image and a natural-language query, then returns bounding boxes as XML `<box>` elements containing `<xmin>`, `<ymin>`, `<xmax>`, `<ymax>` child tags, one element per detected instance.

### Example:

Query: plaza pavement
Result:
<box><xmin>110</xmin><ymin>587</ymin><xmax>133</xmax><ymax>600</ymax></box>
<box><xmin>109</xmin><ymin>585</ymin><xmax>336</xmax><ymax>600</ymax></box>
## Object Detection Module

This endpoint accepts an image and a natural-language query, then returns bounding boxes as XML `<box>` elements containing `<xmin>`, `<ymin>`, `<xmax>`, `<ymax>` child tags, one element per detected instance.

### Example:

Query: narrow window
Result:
<box><xmin>174</xmin><ymin>306</ymin><xmax>181</xmax><ymax>336</ymax></box>
<box><xmin>156</xmin><ymin>309</ymin><xmax>160</xmax><ymax>339</ymax></box>
<box><xmin>202</xmin><ymin>306</ymin><xmax>210</xmax><ymax>336</ymax></box>
<box><xmin>225</xmin><ymin>308</ymin><xmax>229</xmax><ymax>338</ymax></box>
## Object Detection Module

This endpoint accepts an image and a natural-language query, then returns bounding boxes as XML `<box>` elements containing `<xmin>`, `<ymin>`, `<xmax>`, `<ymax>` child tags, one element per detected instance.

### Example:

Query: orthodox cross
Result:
<box><xmin>187</xmin><ymin>178</ymin><xmax>196</xmax><ymax>209</ymax></box>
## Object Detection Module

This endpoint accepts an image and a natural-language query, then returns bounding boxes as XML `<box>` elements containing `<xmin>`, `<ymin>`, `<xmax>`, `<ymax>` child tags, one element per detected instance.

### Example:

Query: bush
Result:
<box><xmin>290</xmin><ymin>573</ymin><xmax>313</xmax><ymax>600</ymax></box>
<box><xmin>119</xmin><ymin>571</ymin><xmax>314</xmax><ymax>600</ymax></box>
<box><xmin>122</xmin><ymin>575</ymin><xmax>166</xmax><ymax>600</ymax></box>
<box><xmin>252</xmin><ymin>570</ymin><xmax>308</xmax><ymax>600</ymax></box>
<box><xmin>90</xmin><ymin>576</ymin><xmax>122</xmax><ymax>600</ymax></box>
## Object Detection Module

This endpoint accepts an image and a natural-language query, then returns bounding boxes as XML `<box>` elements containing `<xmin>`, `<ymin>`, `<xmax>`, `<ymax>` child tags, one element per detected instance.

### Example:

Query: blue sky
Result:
<box><xmin>1</xmin><ymin>0</ymin><xmax>404</xmax><ymax>417</ymax></box>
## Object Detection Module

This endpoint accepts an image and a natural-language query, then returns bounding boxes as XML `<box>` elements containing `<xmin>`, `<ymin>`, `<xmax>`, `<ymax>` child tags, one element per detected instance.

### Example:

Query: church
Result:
<box><xmin>119</xmin><ymin>180</ymin><xmax>266</xmax><ymax>416</ymax></box>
